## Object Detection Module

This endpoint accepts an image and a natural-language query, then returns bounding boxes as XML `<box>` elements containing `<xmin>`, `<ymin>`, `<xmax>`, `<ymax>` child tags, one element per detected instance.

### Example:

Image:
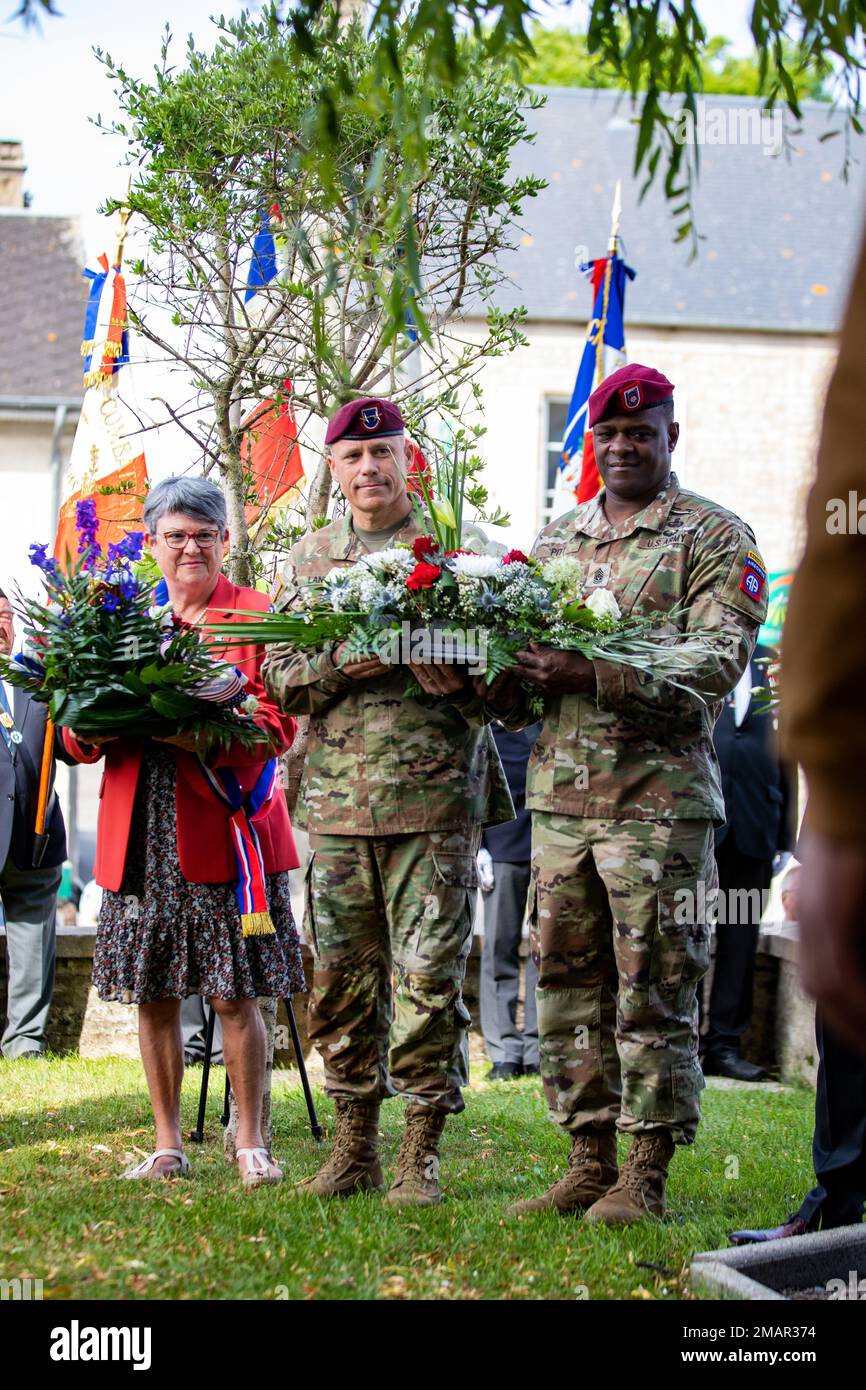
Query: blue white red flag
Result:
<box><xmin>55</xmin><ymin>250</ymin><xmax>147</xmax><ymax>562</ymax></box>
<box><xmin>559</xmin><ymin>254</ymin><xmax>636</xmax><ymax>505</ymax></box>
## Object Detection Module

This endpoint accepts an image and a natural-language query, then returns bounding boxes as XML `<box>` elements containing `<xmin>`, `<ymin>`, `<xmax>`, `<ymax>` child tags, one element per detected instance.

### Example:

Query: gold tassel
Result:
<box><xmin>241</xmin><ymin>911</ymin><xmax>276</xmax><ymax>938</ymax></box>
<box><xmin>83</xmin><ymin>368</ymin><xmax>113</xmax><ymax>389</ymax></box>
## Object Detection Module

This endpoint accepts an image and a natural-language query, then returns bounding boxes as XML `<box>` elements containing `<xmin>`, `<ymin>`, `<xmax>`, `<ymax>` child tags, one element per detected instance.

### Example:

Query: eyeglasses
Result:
<box><xmin>159</xmin><ymin>529</ymin><xmax>223</xmax><ymax>551</ymax></box>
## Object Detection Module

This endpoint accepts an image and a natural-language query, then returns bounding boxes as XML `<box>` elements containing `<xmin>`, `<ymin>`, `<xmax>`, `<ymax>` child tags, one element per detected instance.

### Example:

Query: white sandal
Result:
<box><xmin>121</xmin><ymin>1147</ymin><xmax>190</xmax><ymax>1180</ymax></box>
<box><xmin>236</xmin><ymin>1147</ymin><xmax>283</xmax><ymax>1188</ymax></box>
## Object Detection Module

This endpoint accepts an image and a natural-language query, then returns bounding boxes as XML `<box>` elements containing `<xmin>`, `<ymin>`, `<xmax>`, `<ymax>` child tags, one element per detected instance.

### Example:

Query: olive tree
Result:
<box><xmin>96</xmin><ymin>4</ymin><xmax>543</xmax><ymax>582</ymax></box>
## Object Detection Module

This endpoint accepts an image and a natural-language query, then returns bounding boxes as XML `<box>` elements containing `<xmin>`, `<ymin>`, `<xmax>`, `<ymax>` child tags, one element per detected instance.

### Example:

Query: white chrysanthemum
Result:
<box><xmin>449</xmin><ymin>552</ymin><xmax>502</xmax><ymax>579</ymax></box>
<box><xmin>584</xmin><ymin>588</ymin><xmax>621</xmax><ymax>622</ymax></box>
<box><xmin>358</xmin><ymin>547</ymin><xmax>414</xmax><ymax>573</ymax></box>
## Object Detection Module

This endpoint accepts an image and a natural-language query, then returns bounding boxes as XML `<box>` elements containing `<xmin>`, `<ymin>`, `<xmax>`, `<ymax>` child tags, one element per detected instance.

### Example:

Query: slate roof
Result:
<box><xmin>483</xmin><ymin>88</ymin><xmax>866</xmax><ymax>333</ymax></box>
<box><xmin>0</xmin><ymin>210</ymin><xmax>87</xmax><ymax>399</ymax></box>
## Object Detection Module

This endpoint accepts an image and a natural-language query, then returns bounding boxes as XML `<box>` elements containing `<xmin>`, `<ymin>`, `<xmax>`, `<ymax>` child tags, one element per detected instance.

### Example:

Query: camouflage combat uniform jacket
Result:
<box><xmin>514</xmin><ymin>472</ymin><xmax>769</xmax><ymax>823</ymax></box>
<box><xmin>262</xmin><ymin>511</ymin><xmax>514</xmax><ymax>837</ymax></box>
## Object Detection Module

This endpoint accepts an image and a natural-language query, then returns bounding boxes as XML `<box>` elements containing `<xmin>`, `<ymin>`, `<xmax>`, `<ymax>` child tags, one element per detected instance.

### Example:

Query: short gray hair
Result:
<box><xmin>143</xmin><ymin>477</ymin><xmax>227</xmax><ymax>536</ymax></box>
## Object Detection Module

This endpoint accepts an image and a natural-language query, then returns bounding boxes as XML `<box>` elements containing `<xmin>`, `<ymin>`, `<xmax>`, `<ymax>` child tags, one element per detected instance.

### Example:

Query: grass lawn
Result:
<box><xmin>0</xmin><ymin>1057</ymin><xmax>814</xmax><ymax>1301</ymax></box>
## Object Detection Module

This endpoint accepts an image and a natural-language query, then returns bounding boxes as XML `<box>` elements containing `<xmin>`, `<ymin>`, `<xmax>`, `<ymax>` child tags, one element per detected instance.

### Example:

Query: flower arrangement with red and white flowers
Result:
<box><xmin>207</xmin><ymin>442</ymin><xmax>724</xmax><ymax>705</ymax></box>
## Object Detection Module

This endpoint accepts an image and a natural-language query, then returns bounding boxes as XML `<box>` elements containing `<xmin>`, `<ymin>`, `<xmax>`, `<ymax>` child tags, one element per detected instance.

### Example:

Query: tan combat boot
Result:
<box><xmin>293</xmin><ymin>1098</ymin><xmax>384</xmax><ymax>1197</ymax></box>
<box><xmin>385</xmin><ymin>1105</ymin><xmax>448</xmax><ymax>1207</ymax></box>
<box><xmin>584</xmin><ymin>1130</ymin><xmax>676</xmax><ymax>1226</ymax></box>
<box><xmin>508</xmin><ymin>1130</ymin><xmax>618</xmax><ymax>1216</ymax></box>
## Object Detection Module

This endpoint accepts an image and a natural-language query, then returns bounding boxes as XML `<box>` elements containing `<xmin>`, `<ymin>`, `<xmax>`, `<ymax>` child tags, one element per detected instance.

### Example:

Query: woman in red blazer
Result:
<box><xmin>63</xmin><ymin>477</ymin><xmax>302</xmax><ymax>1189</ymax></box>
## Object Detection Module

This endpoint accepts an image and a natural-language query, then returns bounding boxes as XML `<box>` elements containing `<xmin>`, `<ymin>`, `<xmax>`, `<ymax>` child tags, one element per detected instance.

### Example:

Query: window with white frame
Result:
<box><xmin>542</xmin><ymin>397</ymin><xmax>571</xmax><ymax>527</ymax></box>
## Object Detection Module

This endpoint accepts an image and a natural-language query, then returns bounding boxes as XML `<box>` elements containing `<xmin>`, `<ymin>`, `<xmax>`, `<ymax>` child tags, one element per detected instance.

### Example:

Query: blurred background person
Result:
<box><xmin>181</xmin><ymin>994</ymin><xmax>224</xmax><ymax>1068</ymax></box>
<box><xmin>76</xmin><ymin>876</ymin><xmax>103</xmax><ymax>927</ymax></box>
<box><xmin>55</xmin><ymin>859</ymin><xmax>83</xmax><ymax>927</ymax></box>
<box><xmin>702</xmin><ymin>642</ymin><xmax>796</xmax><ymax>1081</ymax></box>
<box><xmin>479</xmin><ymin>721</ymin><xmax>542</xmax><ymax>1081</ymax></box>
<box><xmin>783</xmin><ymin>217</ymin><xmax>866</xmax><ymax>1052</ymax></box>
<box><xmin>731</xmin><ymin>1003</ymin><xmax>866</xmax><ymax>1243</ymax></box>
<box><xmin>735</xmin><ymin>212</ymin><xmax>866</xmax><ymax>1243</ymax></box>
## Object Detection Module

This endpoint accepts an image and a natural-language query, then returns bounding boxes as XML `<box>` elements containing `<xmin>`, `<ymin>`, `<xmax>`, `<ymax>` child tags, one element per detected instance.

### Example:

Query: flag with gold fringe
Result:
<box><xmin>55</xmin><ymin>241</ymin><xmax>148</xmax><ymax>563</ymax></box>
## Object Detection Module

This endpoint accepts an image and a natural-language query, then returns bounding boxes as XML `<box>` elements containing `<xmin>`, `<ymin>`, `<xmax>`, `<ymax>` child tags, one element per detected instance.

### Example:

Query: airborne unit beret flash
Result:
<box><xmin>588</xmin><ymin>364</ymin><xmax>675</xmax><ymax>428</ymax></box>
<box><xmin>325</xmin><ymin>397</ymin><xmax>405</xmax><ymax>446</ymax></box>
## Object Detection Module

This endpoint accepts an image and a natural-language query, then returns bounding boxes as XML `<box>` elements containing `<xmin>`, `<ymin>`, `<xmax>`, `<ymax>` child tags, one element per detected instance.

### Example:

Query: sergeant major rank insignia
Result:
<box><xmin>739</xmin><ymin>549</ymin><xmax>767</xmax><ymax>603</ymax></box>
<box><xmin>585</xmin><ymin>563</ymin><xmax>611</xmax><ymax>587</ymax></box>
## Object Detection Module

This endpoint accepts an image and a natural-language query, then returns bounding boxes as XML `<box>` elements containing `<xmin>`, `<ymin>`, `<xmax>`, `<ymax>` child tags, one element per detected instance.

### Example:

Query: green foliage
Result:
<box><xmin>520</xmin><ymin>23</ymin><xmax>832</xmax><ymax>101</ymax></box>
<box><xmin>410</xmin><ymin>437</ymin><xmax>509</xmax><ymax>552</ymax></box>
<box><xmin>94</xmin><ymin>5</ymin><xmax>543</xmax><ymax>569</ymax></box>
<box><xmin>287</xmin><ymin>1</ymin><xmax>864</xmax><ymax>259</ymax></box>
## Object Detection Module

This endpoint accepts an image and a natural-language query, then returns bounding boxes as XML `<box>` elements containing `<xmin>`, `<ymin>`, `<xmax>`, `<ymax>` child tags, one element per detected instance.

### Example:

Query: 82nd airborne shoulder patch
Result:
<box><xmin>739</xmin><ymin>549</ymin><xmax>767</xmax><ymax>603</ymax></box>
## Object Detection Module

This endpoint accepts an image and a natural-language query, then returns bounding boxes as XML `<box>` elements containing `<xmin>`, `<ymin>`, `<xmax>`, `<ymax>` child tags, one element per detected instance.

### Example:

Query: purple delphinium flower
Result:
<box><xmin>122</xmin><ymin>531</ymin><xmax>145</xmax><ymax>562</ymax></box>
<box><xmin>75</xmin><ymin>499</ymin><xmax>100</xmax><ymax>558</ymax></box>
<box><xmin>28</xmin><ymin>542</ymin><xmax>61</xmax><ymax>580</ymax></box>
<box><xmin>117</xmin><ymin>573</ymin><xmax>139</xmax><ymax>601</ymax></box>
<box><xmin>107</xmin><ymin>531</ymin><xmax>145</xmax><ymax>566</ymax></box>
<box><xmin>101</xmin><ymin>592</ymin><xmax>121</xmax><ymax>614</ymax></box>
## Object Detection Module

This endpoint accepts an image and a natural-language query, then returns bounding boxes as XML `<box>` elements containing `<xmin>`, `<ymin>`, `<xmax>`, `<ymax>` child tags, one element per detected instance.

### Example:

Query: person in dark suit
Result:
<box><xmin>0</xmin><ymin>586</ymin><xmax>68</xmax><ymax>1058</ymax></box>
<box><xmin>731</xmin><ymin>1011</ymin><xmax>866</xmax><ymax>1242</ymax></box>
<box><xmin>703</xmin><ymin>642</ymin><xmax>796</xmax><ymax>1081</ymax></box>
<box><xmin>479</xmin><ymin>721</ymin><xmax>542</xmax><ymax>1080</ymax></box>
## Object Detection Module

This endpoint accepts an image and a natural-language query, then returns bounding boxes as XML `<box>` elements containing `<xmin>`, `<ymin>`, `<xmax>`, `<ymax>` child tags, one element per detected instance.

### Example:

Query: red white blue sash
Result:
<box><xmin>198</xmin><ymin>760</ymin><xmax>280</xmax><ymax>937</ymax></box>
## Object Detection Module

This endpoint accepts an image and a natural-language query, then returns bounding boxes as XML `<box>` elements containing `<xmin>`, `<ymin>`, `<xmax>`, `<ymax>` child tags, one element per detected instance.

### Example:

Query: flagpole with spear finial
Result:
<box><xmin>113</xmin><ymin>203</ymin><xmax>131</xmax><ymax>272</ymax></box>
<box><xmin>595</xmin><ymin>179</ymin><xmax>622</xmax><ymax>388</ymax></box>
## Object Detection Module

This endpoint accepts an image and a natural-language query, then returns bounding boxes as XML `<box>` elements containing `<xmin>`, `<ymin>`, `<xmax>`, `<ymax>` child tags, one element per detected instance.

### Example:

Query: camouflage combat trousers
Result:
<box><xmin>530</xmin><ymin>814</ymin><xmax>716</xmax><ymax>1144</ymax></box>
<box><xmin>304</xmin><ymin>829</ymin><xmax>480</xmax><ymax>1114</ymax></box>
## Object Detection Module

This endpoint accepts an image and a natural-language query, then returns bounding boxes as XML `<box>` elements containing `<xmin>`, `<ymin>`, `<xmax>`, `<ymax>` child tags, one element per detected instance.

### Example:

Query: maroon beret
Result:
<box><xmin>588</xmin><ymin>364</ymin><xmax>675</xmax><ymax>428</ymax></box>
<box><xmin>325</xmin><ymin>397</ymin><xmax>405</xmax><ymax>447</ymax></box>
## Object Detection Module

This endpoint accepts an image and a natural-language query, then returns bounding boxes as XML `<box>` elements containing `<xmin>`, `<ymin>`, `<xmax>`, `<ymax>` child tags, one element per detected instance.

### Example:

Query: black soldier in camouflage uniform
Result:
<box><xmin>481</xmin><ymin>365</ymin><xmax>769</xmax><ymax>1225</ymax></box>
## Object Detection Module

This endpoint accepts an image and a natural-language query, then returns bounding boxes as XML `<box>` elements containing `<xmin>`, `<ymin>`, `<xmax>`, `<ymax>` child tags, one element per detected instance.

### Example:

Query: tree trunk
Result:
<box><xmin>221</xmin><ymin>442</ymin><xmax>254</xmax><ymax>588</ymax></box>
<box><xmin>308</xmin><ymin>452</ymin><xmax>333</xmax><ymax>524</ymax></box>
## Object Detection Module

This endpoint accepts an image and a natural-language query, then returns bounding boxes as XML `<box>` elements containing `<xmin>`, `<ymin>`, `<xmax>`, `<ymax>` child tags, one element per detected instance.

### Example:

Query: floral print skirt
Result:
<box><xmin>94</xmin><ymin>744</ymin><xmax>305</xmax><ymax>1004</ymax></box>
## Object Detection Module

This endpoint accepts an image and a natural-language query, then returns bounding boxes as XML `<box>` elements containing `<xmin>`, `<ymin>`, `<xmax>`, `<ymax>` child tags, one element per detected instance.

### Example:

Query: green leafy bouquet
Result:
<box><xmin>0</xmin><ymin>501</ymin><xmax>264</xmax><ymax>751</ymax></box>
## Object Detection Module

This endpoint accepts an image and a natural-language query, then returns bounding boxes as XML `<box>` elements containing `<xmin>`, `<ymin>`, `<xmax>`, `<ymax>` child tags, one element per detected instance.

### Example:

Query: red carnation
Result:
<box><xmin>412</xmin><ymin>536</ymin><xmax>438</xmax><ymax>560</ymax></box>
<box><xmin>406</xmin><ymin>561</ymin><xmax>442</xmax><ymax>591</ymax></box>
<box><xmin>502</xmin><ymin>549</ymin><xmax>530</xmax><ymax>565</ymax></box>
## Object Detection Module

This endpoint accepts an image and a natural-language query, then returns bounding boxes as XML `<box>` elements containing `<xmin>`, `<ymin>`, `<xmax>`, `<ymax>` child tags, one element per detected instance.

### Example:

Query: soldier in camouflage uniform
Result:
<box><xmin>262</xmin><ymin>397</ymin><xmax>513</xmax><ymax>1205</ymax></box>
<box><xmin>483</xmin><ymin>365</ymin><xmax>769</xmax><ymax>1225</ymax></box>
